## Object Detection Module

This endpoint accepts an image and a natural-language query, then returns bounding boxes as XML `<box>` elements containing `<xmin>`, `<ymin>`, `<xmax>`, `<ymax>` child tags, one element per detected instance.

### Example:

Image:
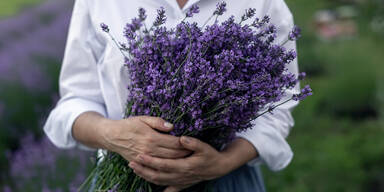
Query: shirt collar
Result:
<box><xmin>163</xmin><ymin>0</ymin><xmax>201</xmax><ymax>15</ymax></box>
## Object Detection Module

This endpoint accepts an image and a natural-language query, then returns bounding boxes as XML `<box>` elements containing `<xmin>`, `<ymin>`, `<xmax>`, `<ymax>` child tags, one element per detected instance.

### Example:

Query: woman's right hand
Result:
<box><xmin>98</xmin><ymin>116</ymin><xmax>191</xmax><ymax>162</ymax></box>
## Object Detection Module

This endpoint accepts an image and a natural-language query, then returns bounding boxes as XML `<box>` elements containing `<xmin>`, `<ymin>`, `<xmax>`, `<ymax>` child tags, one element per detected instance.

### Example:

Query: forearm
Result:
<box><xmin>221</xmin><ymin>138</ymin><xmax>259</xmax><ymax>172</ymax></box>
<box><xmin>72</xmin><ymin>111</ymin><xmax>110</xmax><ymax>149</ymax></box>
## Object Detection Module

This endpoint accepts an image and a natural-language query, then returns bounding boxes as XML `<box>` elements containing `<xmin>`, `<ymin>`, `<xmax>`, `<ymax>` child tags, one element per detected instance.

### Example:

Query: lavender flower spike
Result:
<box><xmin>298</xmin><ymin>72</ymin><xmax>306</xmax><ymax>80</ymax></box>
<box><xmin>241</xmin><ymin>8</ymin><xmax>256</xmax><ymax>22</ymax></box>
<box><xmin>289</xmin><ymin>25</ymin><xmax>301</xmax><ymax>41</ymax></box>
<box><xmin>214</xmin><ymin>2</ymin><xmax>227</xmax><ymax>16</ymax></box>
<box><xmin>153</xmin><ymin>7</ymin><xmax>166</xmax><ymax>27</ymax></box>
<box><xmin>100</xmin><ymin>23</ymin><xmax>109</xmax><ymax>32</ymax></box>
<box><xmin>138</xmin><ymin>8</ymin><xmax>147</xmax><ymax>21</ymax></box>
<box><xmin>186</xmin><ymin>5</ymin><xmax>200</xmax><ymax>18</ymax></box>
<box><xmin>293</xmin><ymin>85</ymin><xmax>313</xmax><ymax>101</ymax></box>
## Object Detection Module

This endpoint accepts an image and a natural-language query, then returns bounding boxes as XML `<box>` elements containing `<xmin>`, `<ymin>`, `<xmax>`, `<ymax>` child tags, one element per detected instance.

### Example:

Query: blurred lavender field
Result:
<box><xmin>4</xmin><ymin>134</ymin><xmax>90</xmax><ymax>191</ymax></box>
<box><xmin>0</xmin><ymin>0</ymin><xmax>70</xmax><ymax>89</ymax></box>
<box><xmin>0</xmin><ymin>0</ymin><xmax>93</xmax><ymax>191</ymax></box>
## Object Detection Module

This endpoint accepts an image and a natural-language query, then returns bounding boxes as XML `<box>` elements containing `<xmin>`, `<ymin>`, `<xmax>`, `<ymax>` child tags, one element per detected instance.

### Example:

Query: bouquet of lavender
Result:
<box><xmin>81</xmin><ymin>2</ymin><xmax>311</xmax><ymax>191</ymax></box>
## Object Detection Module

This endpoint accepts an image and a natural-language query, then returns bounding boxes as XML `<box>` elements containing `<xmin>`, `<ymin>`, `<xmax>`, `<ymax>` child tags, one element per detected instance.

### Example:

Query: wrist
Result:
<box><xmin>219</xmin><ymin>149</ymin><xmax>241</xmax><ymax>175</ymax></box>
<box><xmin>219</xmin><ymin>139</ymin><xmax>259</xmax><ymax>174</ymax></box>
<box><xmin>95</xmin><ymin>117</ymin><xmax>115</xmax><ymax>150</ymax></box>
<box><xmin>72</xmin><ymin>111</ymin><xmax>113</xmax><ymax>150</ymax></box>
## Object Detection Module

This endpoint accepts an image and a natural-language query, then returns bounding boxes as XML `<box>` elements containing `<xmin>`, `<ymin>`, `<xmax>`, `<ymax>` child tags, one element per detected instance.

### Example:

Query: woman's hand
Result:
<box><xmin>129</xmin><ymin>136</ymin><xmax>227</xmax><ymax>186</ymax></box>
<box><xmin>72</xmin><ymin>112</ymin><xmax>191</xmax><ymax>162</ymax></box>
<box><xmin>100</xmin><ymin>116</ymin><xmax>191</xmax><ymax>161</ymax></box>
<box><xmin>129</xmin><ymin>137</ymin><xmax>258</xmax><ymax>191</ymax></box>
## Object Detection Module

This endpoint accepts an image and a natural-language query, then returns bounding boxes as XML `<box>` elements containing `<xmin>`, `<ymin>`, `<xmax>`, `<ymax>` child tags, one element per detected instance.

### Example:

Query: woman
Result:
<box><xmin>44</xmin><ymin>0</ymin><xmax>299</xmax><ymax>191</ymax></box>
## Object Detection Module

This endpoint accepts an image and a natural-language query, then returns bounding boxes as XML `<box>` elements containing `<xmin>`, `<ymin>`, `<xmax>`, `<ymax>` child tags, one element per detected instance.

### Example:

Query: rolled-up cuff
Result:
<box><xmin>236</xmin><ymin>120</ymin><xmax>293</xmax><ymax>171</ymax></box>
<box><xmin>44</xmin><ymin>97</ymin><xmax>107</xmax><ymax>151</ymax></box>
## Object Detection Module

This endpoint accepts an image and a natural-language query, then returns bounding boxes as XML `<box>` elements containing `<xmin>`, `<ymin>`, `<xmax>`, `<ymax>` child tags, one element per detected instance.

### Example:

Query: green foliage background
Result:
<box><xmin>262</xmin><ymin>0</ymin><xmax>384</xmax><ymax>191</ymax></box>
<box><xmin>0</xmin><ymin>0</ymin><xmax>42</xmax><ymax>18</ymax></box>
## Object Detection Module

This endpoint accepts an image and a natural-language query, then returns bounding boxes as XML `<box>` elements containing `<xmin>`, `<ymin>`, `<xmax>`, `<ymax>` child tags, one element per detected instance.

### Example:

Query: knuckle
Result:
<box><xmin>141</xmin><ymin>147</ymin><xmax>152</xmax><ymax>155</ymax></box>
<box><xmin>149</xmin><ymin>173</ymin><xmax>158</xmax><ymax>182</ymax></box>
<box><xmin>145</xmin><ymin>135</ymin><xmax>155</xmax><ymax>143</ymax></box>
<box><xmin>171</xmin><ymin>151</ymin><xmax>182</xmax><ymax>158</ymax></box>
<box><xmin>189</xmin><ymin>142</ymin><xmax>197</xmax><ymax>149</ymax></box>
<box><xmin>159</xmin><ymin>163</ymin><xmax>169</xmax><ymax>171</ymax></box>
<box><xmin>122</xmin><ymin>153</ymin><xmax>133</xmax><ymax>162</ymax></box>
<box><xmin>172</xmin><ymin>139</ymin><xmax>182</xmax><ymax>148</ymax></box>
<box><xmin>184</xmin><ymin>162</ymin><xmax>197</xmax><ymax>174</ymax></box>
<box><xmin>184</xmin><ymin>163</ymin><xmax>193</xmax><ymax>173</ymax></box>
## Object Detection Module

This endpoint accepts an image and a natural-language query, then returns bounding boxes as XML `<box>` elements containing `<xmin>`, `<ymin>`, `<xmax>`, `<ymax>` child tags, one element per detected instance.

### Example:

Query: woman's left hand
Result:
<box><xmin>128</xmin><ymin>136</ymin><xmax>233</xmax><ymax>188</ymax></box>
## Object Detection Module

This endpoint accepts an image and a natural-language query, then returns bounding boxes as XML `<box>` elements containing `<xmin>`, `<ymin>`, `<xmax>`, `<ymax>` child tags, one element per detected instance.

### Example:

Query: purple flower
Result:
<box><xmin>153</xmin><ymin>7</ymin><xmax>166</xmax><ymax>27</ymax></box>
<box><xmin>293</xmin><ymin>85</ymin><xmax>313</xmax><ymax>101</ymax></box>
<box><xmin>138</xmin><ymin>7</ymin><xmax>147</xmax><ymax>21</ymax></box>
<box><xmin>186</xmin><ymin>5</ymin><xmax>200</xmax><ymax>18</ymax></box>
<box><xmin>100</xmin><ymin>23</ymin><xmax>110</xmax><ymax>32</ymax></box>
<box><xmin>214</xmin><ymin>2</ymin><xmax>227</xmax><ymax>16</ymax></box>
<box><xmin>252</xmin><ymin>15</ymin><xmax>270</xmax><ymax>28</ymax></box>
<box><xmin>0</xmin><ymin>1</ymin><xmax>71</xmax><ymax>91</ymax></box>
<box><xmin>298</xmin><ymin>72</ymin><xmax>306</xmax><ymax>80</ymax></box>
<box><xmin>241</xmin><ymin>8</ymin><xmax>256</xmax><ymax>21</ymax></box>
<box><xmin>7</xmin><ymin>134</ymin><xmax>91</xmax><ymax>191</ymax></box>
<box><xmin>0</xmin><ymin>1</ymin><xmax>93</xmax><ymax>190</ymax></box>
<box><xmin>289</xmin><ymin>25</ymin><xmax>301</xmax><ymax>41</ymax></box>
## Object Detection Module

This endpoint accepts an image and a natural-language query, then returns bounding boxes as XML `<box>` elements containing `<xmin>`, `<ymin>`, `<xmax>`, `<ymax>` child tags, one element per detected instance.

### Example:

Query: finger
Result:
<box><xmin>136</xmin><ymin>154</ymin><xmax>186</xmax><ymax>173</ymax></box>
<box><xmin>164</xmin><ymin>184</ymin><xmax>194</xmax><ymax>192</ymax></box>
<box><xmin>180</xmin><ymin>136</ymin><xmax>210</xmax><ymax>153</ymax></box>
<box><xmin>139</xmin><ymin>116</ymin><xmax>174</xmax><ymax>132</ymax></box>
<box><xmin>154</xmin><ymin>133</ymin><xmax>186</xmax><ymax>150</ymax></box>
<box><xmin>152</xmin><ymin>147</ymin><xmax>191</xmax><ymax>159</ymax></box>
<box><xmin>164</xmin><ymin>186</ymin><xmax>185</xmax><ymax>192</ymax></box>
<box><xmin>129</xmin><ymin>161</ymin><xmax>178</xmax><ymax>186</ymax></box>
<box><xmin>164</xmin><ymin>186</ymin><xmax>180</xmax><ymax>192</ymax></box>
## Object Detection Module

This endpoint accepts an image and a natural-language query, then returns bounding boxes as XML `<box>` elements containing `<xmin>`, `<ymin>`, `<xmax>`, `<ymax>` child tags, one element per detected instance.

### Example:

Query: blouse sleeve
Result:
<box><xmin>236</xmin><ymin>0</ymin><xmax>300</xmax><ymax>171</ymax></box>
<box><xmin>44</xmin><ymin>0</ymin><xmax>107</xmax><ymax>150</ymax></box>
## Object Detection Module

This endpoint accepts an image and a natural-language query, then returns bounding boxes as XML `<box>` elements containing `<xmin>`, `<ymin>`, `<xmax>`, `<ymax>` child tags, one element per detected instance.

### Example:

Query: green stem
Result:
<box><xmin>281</xmin><ymin>38</ymin><xmax>290</xmax><ymax>46</ymax></box>
<box><xmin>78</xmin><ymin>166</ymin><xmax>97</xmax><ymax>191</ymax></box>
<box><xmin>214</xmin><ymin>15</ymin><xmax>219</xmax><ymax>24</ymax></box>
<box><xmin>106</xmin><ymin>32</ymin><xmax>130</xmax><ymax>59</ymax></box>
<box><xmin>202</xmin><ymin>14</ymin><xmax>215</xmax><ymax>29</ymax></box>
<box><xmin>254</xmin><ymin>97</ymin><xmax>293</xmax><ymax>119</ymax></box>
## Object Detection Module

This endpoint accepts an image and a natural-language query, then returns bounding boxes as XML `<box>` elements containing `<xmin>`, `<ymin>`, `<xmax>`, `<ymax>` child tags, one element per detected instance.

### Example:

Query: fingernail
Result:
<box><xmin>129</xmin><ymin>162</ymin><xmax>135</xmax><ymax>168</ymax></box>
<box><xmin>182</xmin><ymin>136</ymin><xmax>191</xmax><ymax>144</ymax></box>
<box><xmin>164</xmin><ymin>122</ymin><xmax>174</xmax><ymax>129</ymax></box>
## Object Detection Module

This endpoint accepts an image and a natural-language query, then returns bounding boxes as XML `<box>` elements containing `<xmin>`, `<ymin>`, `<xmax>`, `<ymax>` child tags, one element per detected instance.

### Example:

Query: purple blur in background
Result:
<box><xmin>0</xmin><ymin>0</ymin><xmax>93</xmax><ymax>191</ymax></box>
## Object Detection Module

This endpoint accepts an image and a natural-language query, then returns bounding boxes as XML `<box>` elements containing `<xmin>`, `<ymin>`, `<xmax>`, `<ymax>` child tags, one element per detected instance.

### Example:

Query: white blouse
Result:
<box><xmin>44</xmin><ymin>0</ymin><xmax>300</xmax><ymax>171</ymax></box>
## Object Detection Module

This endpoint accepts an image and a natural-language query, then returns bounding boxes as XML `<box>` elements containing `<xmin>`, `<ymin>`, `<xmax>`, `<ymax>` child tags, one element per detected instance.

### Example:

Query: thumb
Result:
<box><xmin>139</xmin><ymin>116</ymin><xmax>174</xmax><ymax>132</ymax></box>
<box><xmin>180</xmin><ymin>136</ymin><xmax>208</xmax><ymax>152</ymax></box>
